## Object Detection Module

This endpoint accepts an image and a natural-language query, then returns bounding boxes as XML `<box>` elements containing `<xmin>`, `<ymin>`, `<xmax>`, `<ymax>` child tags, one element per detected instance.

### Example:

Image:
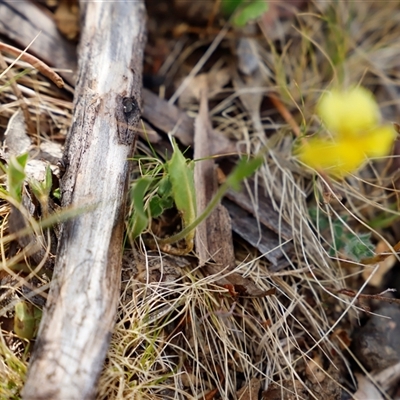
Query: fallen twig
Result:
<box><xmin>0</xmin><ymin>41</ymin><xmax>64</xmax><ymax>88</ymax></box>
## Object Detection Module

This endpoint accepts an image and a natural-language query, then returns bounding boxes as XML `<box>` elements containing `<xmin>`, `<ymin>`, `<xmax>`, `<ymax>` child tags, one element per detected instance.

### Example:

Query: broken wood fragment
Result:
<box><xmin>223</xmin><ymin>198</ymin><xmax>291</xmax><ymax>269</ymax></box>
<box><xmin>225</xmin><ymin>184</ymin><xmax>292</xmax><ymax>241</ymax></box>
<box><xmin>194</xmin><ymin>88</ymin><xmax>236</xmax><ymax>268</ymax></box>
<box><xmin>142</xmin><ymin>88</ymin><xmax>235</xmax><ymax>155</ymax></box>
<box><xmin>143</xmin><ymin>88</ymin><xmax>195</xmax><ymax>146</ymax></box>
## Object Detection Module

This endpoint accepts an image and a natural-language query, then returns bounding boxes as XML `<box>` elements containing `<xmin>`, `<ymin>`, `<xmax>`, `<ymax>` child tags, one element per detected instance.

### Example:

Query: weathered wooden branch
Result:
<box><xmin>22</xmin><ymin>3</ymin><xmax>146</xmax><ymax>399</ymax></box>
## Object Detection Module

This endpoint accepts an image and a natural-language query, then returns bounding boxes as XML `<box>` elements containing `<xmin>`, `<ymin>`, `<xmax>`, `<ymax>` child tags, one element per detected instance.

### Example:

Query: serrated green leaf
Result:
<box><xmin>149</xmin><ymin>192</ymin><xmax>175</xmax><ymax>219</ymax></box>
<box><xmin>227</xmin><ymin>155</ymin><xmax>264</xmax><ymax>191</ymax></box>
<box><xmin>344</xmin><ymin>232</ymin><xmax>374</xmax><ymax>261</ymax></box>
<box><xmin>130</xmin><ymin>177</ymin><xmax>152</xmax><ymax>239</ymax></box>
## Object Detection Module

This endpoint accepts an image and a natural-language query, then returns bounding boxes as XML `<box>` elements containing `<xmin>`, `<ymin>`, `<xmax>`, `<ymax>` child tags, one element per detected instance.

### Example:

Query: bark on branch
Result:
<box><xmin>22</xmin><ymin>3</ymin><xmax>146</xmax><ymax>399</ymax></box>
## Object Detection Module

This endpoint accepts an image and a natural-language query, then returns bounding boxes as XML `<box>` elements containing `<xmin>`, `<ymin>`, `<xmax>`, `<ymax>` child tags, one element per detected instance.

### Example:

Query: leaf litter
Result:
<box><xmin>1</xmin><ymin>1</ymin><xmax>400</xmax><ymax>399</ymax></box>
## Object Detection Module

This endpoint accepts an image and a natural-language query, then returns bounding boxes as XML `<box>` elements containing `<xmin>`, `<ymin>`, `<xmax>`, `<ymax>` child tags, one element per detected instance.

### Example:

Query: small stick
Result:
<box><xmin>0</xmin><ymin>52</ymin><xmax>36</xmax><ymax>134</ymax></box>
<box><xmin>269</xmin><ymin>92</ymin><xmax>302</xmax><ymax>138</ymax></box>
<box><xmin>0</xmin><ymin>41</ymin><xmax>64</xmax><ymax>88</ymax></box>
<box><xmin>337</xmin><ymin>288</ymin><xmax>400</xmax><ymax>306</ymax></box>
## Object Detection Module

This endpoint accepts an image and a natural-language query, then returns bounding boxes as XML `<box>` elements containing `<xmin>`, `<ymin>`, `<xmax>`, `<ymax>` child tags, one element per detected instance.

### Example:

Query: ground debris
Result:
<box><xmin>236</xmin><ymin>377</ymin><xmax>260</xmax><ymax>400</ymax></box>
<box><xmin>353</xmin><ymin>306</ymin><xmax>400</xmax><ymax>372</ymax></box>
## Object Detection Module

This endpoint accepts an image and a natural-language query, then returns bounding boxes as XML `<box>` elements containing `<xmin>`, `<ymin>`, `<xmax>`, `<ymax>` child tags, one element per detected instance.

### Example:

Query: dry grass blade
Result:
<box><xmin>0</xmin><ymin>53</ymin><xmax>35</xmax><ymax>134</ymax></box>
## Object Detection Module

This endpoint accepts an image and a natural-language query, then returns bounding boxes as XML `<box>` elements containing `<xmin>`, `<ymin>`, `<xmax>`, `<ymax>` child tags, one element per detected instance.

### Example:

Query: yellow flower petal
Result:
<box><xmin>360</xmin><ymin>125</ymin><xmax>396</xmax><ymax>157</ymax></box>
<box><xmin>297</xmin><ymin>137</ymin><xmax>367</xmax><ymax>177</ymax></box>
<box><xmin>317</xmin><ymin>87</ymin><xmax>380</xmax><ymax>137</ymax></box>
<box><xmin>297</xmin><ymin>87</ymin><xmax>396</xmax><ymax>178</ymax></box>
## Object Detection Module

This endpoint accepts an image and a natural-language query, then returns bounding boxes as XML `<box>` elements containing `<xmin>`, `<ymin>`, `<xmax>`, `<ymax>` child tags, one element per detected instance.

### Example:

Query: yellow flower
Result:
<box><xmin>317</xmin><ymin>87</ymin><xmax>380</xmax><ymax>138</ymax></box>
<box><xmin>297</xmin><ymin>87</ymin><xmax>396</xmax><ymax>177</ymax></box>
<box><xmin>299</xmin><ymin>138</ymin><xmax>366</xmax><ymax>177</ymax></box>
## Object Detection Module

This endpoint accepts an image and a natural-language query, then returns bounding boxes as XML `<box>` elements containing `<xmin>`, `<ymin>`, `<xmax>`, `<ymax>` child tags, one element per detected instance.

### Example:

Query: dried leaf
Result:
<box><xmin>262</xmin><ymin>380</ymin><xmax>307</xmax><ymax>400</ymax></box>
<box><xmin>54</xmin><ymin>0</ymin><xmax>80</xmax><ymax>40</ymax></box>
<box><xmin>178</xmin><ymin>68</ymin><xmax>230</xmax><ymax>108</ymax></box>
<box><xmin>362</xmin><ymin>241</ymin><xmax>396</xmax><ymax>287</ymax></box>
<box><xmin>236</xmin><ymin>37</ymin><xmax>260</xmax><ymax>76</ymax></box>
<box><xmin>233</xmin><ymin>69</ymin><xmax>265</xmax><ymax>135</ymax></box>
<box><xmin>354</xmin><ymin>373</ymin><xmax>384</xmax><ymax>400</ymax></box>
<box><xmin>305</xmin><ymin>354</ymin><xmax>325</xmax><ymax>384</ymax></box>
<box><xmin>39</xmin><ymin>141</ymin><xmax>64</xmax><ymax>165</ymax></box>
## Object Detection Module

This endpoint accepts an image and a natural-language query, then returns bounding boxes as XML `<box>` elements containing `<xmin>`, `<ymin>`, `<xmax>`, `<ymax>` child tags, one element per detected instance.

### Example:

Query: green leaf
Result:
<box><xmin>8</xmin><ymin>153</ymin><xmax>29</xmax><ymax>202</ymax></box>
<box><xmin>129</xmin><ymin>177</ymin><xmax>152</xmax><ymax>239</ymax></box>
<box><xmin>53</xmin><ymin>188</ymin><xmax>61</xmax><ymax>200</ymax></box>
<box><xmin>161</xmin><ymin>195</ymin><xmax>174</xmax><ymax>210</ymax></box>
<box><xmin>158</xmin><ymin>176</ymin><xmax>172</xmax><ymax>197</ymax></box>
<box><xmin>369</xmin><ymin>208</ymin><xmax>400</xmax><ymax>229</ymax></box>
<box><xmin>221</xmin><ymin>0</ymin><xmax>243</xmax><ymax>15</ymax></box>
<box><xmin>29</xmin><ymin>179</ymin><xmax>41</xmax><ymax>199</ymax></box>
<box><xmin>226</xmin><ymin>155</ymin><xmax>264</xmax><ymax>191</ymax></box>
<box><xmin>332</xmin><ymin>220</ymin><xmax>344</xmax><ymax>239</ymax></box>
<box><xmin>330</xmin><ymin>236</ymin><xmax>346</xmax><ymax>257</ymax></box>
<box><xmin>344</xmin><ymin>232</ymin><xmax>375</xmax><ymax>261</ymax></box>
<box><xmin>156</xmin><ymin>150</ymin><xmax>264</xmax><ymax>249</ymax></box>
<box><xmin>149</xmin><ymin>194</ymin><xmax>174</xmax><ymax>219</ymax></box>
<box><xmin>149</xmin><ymin>195</ymin><xmax>164</xmax><ymax>218</ymax></box>
<box><xmin>14</xmin><ymin>301</ymin><xmax>42</xmax><ymax>340</ymax></box>
<box><xmin>167</xmin><ymin>139</ymin><xmax>197</xmax><ymax>249</ymax></box>
<box><xmin>309</xmin><ymin>207</ymin><xmax>329</xmax><ymax>231</ymax></box>
<box><xmin>29</xmin><ymin>166</ymin><xmax>52</xmax><ymax>201</ymax></box>
<box><xmin>28</xmin><ymin>166</ymin><xmax>53</xmax><ymax>216</ymax></box>
<box><xmin>233</xmin><ymin>1</ymin><xmax>269</xmax><ymax>27</ymax></box>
